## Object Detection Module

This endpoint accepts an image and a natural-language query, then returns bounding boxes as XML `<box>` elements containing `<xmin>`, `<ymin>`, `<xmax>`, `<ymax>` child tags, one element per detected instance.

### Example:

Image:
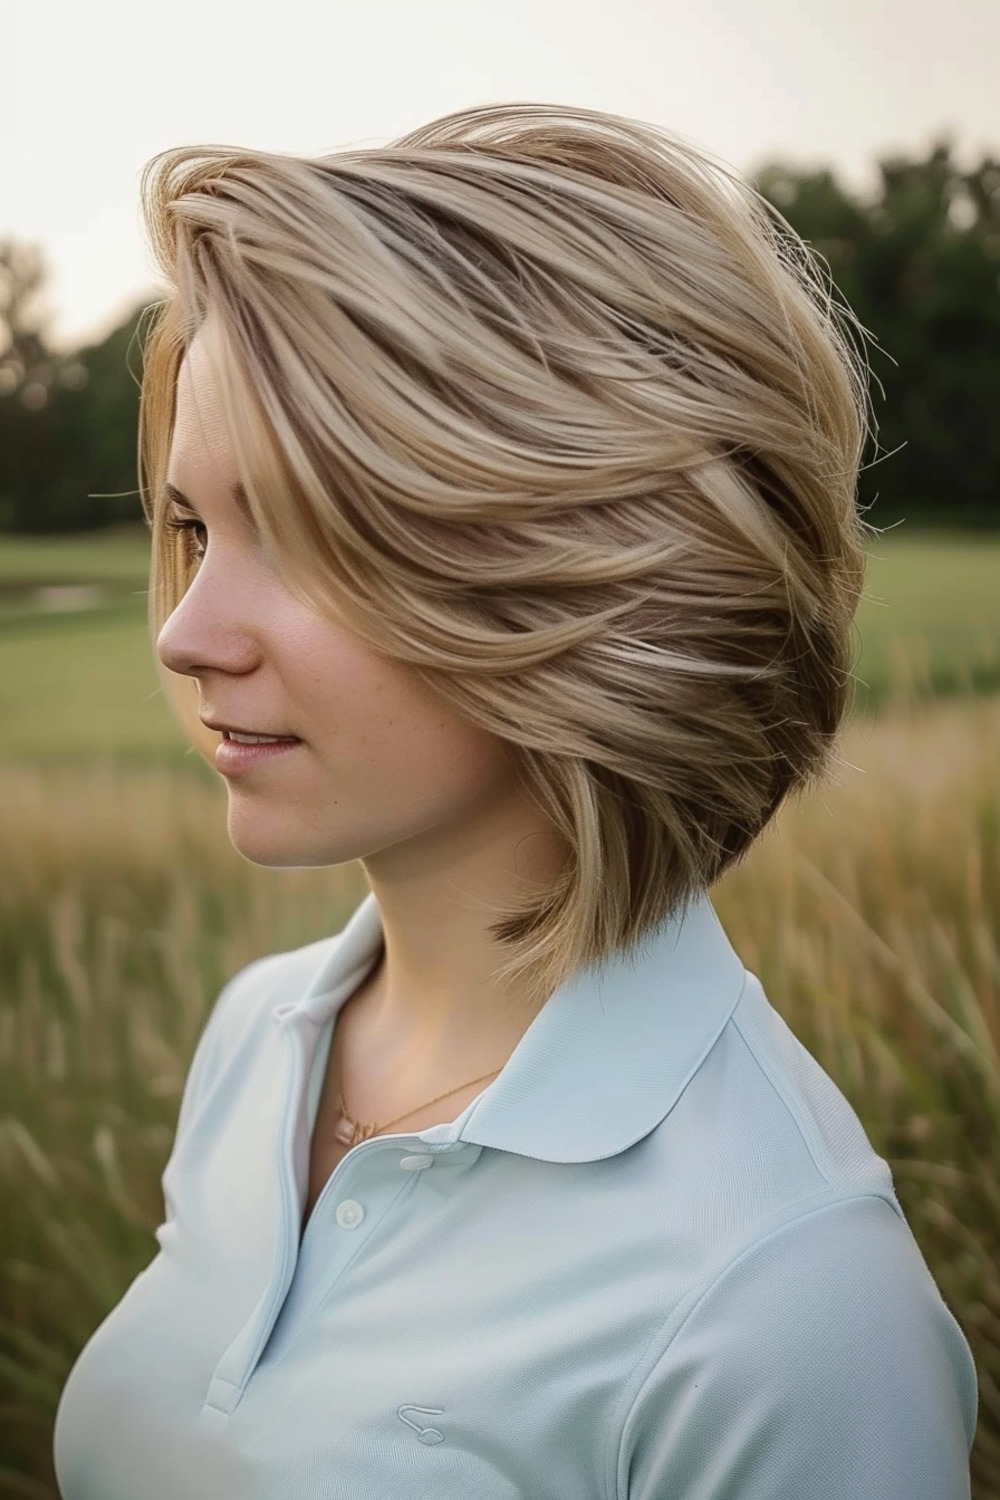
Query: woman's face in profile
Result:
<box><xmin>155</xmin><ymin>325</ymin><xmax>533</xmax><ymax>877</ymax></box>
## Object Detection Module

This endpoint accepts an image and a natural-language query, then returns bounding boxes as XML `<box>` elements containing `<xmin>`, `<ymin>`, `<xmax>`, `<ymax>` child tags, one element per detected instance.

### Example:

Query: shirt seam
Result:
<box><xmin>605</xmin><ymin>1188</ymin><xmax>903</xmax><ymax>1500</ymax></box>
<box><xmin>729</xmin><ymin>1000</ymin><xmax>843</xmax><ymax>1190</ymax></box>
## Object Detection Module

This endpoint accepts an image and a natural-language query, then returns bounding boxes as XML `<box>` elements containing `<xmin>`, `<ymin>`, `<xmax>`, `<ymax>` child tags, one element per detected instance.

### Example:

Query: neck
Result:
<box><xmin>353</xmin><ymin>807</ymin><xmax>568</xmax><ymax>1069</ymax></box>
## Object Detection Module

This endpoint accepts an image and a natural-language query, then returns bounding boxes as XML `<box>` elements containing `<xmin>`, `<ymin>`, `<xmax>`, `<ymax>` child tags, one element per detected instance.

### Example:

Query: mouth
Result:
<box><xmin>215</xmin><ymin>735</ymin><xmax>303</xmax><ymax>775</ymax></box>
<box><xmin>222</xmin><ymin>730</ymin><xmax>302</xmax><ymax>745</ymax></box>
<box><xmin>200</xmin><ymin>716</ymin><xmax>302</xmax><ymax>743</ymax></box>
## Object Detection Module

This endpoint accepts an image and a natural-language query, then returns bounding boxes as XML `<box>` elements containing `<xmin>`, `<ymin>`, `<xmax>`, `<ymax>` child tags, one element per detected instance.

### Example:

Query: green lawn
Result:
<box><xmin>0</xmin><ymin>525</ymin><xmax>152</xmax><ymax>628</ymax></box>
<box><xmin>1</xmin><ymin>525</ymin><xmax>998</xmax><ymax>761</ymax></box>
<box><xmin>2</xmin><ymin>606</ymin><xmax>181</xmax><ymax>760</ymax></box>
<box><xmin>1</xmin><ymin>526</ymin><xmax>182</xmax><ymax>760</ymax></box>
<box><xmin>851</xmin><ymin>529</ymin><xmax>1000</xmax><ymax>705</ymax></box>
<box><xmin>0</xmin><ymin>524</ymin><xmax>152</xmax><ymax>584</ymax></box>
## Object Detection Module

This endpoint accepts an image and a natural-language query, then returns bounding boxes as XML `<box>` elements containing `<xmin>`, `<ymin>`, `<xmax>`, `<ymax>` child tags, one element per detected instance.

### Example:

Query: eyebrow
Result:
<box><xmin>163</xmin><ymin>480</ymin><xmax>255</xmax><ymax>525</ymax></box>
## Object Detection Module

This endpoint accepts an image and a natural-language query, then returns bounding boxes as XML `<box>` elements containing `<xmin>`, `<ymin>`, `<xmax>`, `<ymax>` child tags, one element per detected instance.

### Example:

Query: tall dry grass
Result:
<box><xmin>1</xmin><ymin>697</ymin><xmax>998</xmax><ymax>1497</ymax></box>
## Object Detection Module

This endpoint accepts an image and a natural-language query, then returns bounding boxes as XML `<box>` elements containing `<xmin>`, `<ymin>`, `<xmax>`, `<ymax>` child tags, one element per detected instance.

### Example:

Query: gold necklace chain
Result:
<box><xmin>334</xmin><ymin>1066</ymin><xmax>504</xmax><ymax>1148</ymax></box>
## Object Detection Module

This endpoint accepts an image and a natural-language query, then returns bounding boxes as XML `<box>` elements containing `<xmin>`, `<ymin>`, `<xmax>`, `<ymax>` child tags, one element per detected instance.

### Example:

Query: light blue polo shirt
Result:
<box><xmin>53</xmin><ymin>886</ymin><xmax>977</xmax><ymax>1499</ymax></box>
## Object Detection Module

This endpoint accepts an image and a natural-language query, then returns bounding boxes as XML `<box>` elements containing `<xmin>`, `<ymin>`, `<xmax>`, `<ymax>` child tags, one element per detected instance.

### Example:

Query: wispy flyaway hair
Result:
<box><xmin>138</xmin><ymin>101</ymin><xmax>875</xmax><ymax>1010</ymax></box>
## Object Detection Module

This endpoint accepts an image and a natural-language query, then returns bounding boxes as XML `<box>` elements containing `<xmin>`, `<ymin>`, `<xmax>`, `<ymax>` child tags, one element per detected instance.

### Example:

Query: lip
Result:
<box><xmin>201</xmin><ymin>717</ymin><xmax>299</xmax><ymax>738</ymax></box>
<box><xmin>215</xmin><ymin>737</ymin><xmax>303</xmax><ymax>775</ymax></box>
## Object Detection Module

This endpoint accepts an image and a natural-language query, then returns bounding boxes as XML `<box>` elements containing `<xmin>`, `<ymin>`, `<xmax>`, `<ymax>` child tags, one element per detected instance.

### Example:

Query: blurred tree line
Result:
<box><xmin>1</xmin><ymin>134</ymin><xmax>998</xmax><ymax>535</ymax></box>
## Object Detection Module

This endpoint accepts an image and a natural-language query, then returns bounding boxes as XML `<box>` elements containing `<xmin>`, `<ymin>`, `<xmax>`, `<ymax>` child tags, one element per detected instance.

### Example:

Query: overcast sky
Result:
<box><xmin>3</xmin><ymin>0</ymin><xmax>998</xmax><ymax>355</ymax></box>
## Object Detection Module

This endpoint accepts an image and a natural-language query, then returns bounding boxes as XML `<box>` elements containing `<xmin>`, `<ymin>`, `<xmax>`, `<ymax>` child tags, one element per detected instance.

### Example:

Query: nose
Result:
<box><xmin>155</xmin><ymin>560</ymin><xmax>260</xmax><ymax>680</ymax></box>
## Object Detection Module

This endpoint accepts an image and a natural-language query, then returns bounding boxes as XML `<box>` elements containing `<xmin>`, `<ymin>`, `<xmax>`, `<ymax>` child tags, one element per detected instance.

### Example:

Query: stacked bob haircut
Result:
<box><xmin>138</xmin><ymin>101</ymin><xmax>875</xmax><ymax>1011</ymax></box>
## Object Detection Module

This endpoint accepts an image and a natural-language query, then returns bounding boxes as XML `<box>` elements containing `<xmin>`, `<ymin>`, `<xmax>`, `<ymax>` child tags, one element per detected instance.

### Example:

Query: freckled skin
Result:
<box><xmin>157</xmin><ymin>321</ymin><xmax>568</xmax><ymax>1072</ymax></box>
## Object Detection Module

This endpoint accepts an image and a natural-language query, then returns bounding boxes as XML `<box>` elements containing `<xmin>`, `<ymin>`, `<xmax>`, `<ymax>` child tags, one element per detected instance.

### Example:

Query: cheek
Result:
<box><xmin>278</xmin><ymin>613</ymin><xmax>377</xmax><ymax>709</ymax></box>
<box><xmin>382</xmin><ymin>714</ymin><xmax>515</xmax><ymax>819</ymax></box>
<box><xmin>281</xmin><ymin>613</ymin><xmax>514</xmax><ymax>799</ymax></box>
<box><xmin>322</xmin><ymin>657</ymin><xmax>508</xmax><ymax>796</ymax></box>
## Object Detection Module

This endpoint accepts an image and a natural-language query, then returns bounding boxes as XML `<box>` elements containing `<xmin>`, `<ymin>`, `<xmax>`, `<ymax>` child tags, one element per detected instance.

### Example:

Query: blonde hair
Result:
<box><xmin>138</xmin><ymin>101</ymin><xmax>874</xmax><ymax>1011</ymax></box>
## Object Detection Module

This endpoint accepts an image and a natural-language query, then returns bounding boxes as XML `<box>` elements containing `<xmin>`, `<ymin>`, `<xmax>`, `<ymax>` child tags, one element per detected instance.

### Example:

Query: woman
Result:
<box><xmin>53</xmin><ymin>102</ymin><xmax>976</xmax><ymax>1499</ymax></box>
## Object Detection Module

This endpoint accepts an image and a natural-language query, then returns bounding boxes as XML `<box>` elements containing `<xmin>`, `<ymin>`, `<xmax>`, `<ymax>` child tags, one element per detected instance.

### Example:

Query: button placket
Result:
<box><xmin>330</xmin><ymin>1148</ymin><xmax>437</xmax><ymax>1230</ymax></box>
<box><xmin>204</xmin><ymin>1009</ymin><xmax>314</xmax><ymax>1416</ymax></box>
<box><xmin>247</xmin><ymin>1142</ymin><xmax>434</xmax><ymax>1375</ymax></box>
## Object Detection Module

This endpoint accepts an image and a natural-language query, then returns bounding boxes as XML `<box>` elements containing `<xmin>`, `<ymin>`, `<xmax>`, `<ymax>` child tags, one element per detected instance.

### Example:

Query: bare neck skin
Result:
<box><xmin>350</xmin><ymin>782</ymin><xmax>568</xmax><ymax>1078</ymax></box>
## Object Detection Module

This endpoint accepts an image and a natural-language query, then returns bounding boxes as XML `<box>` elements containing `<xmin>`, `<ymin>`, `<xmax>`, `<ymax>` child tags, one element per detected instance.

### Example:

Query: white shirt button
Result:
<box><xmin>399</xmin><ymin>1154</ymin><xmax>434</xmax><ymax>1171</ymax></box>
<box><xmin>335</xmin><ymin>1199</ymin><xmax>365</xmax><ymax>1229</ymax></box>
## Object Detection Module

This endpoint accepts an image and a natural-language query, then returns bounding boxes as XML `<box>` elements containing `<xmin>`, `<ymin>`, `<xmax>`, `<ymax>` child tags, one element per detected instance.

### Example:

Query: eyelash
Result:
<box><xmin>164</xmin><ymin>514</ymin><xmax>207</xmax><ymax>564</ymax></box>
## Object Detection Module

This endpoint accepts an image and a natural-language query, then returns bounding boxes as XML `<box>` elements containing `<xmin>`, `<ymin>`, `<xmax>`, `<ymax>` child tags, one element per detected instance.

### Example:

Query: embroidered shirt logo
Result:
<box><xmin>397</xmin><ymin>1404</ymin><xmax>445</xmax><ymax>1444</ymax></box>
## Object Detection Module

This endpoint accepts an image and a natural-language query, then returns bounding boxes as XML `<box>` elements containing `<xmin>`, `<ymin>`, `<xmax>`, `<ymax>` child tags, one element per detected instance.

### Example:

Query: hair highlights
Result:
<box><xmin>138</xmin><ymin>102</ymin><xmax>874</xmax><ymax>1010</ymax></box>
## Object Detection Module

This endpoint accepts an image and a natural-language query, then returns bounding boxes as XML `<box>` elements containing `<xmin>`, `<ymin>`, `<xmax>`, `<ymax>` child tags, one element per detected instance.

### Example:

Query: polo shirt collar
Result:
<box><xmin>286</xmin><ymin>886</ymin><xmax>747</xmax><ymax>1165</ymax></box>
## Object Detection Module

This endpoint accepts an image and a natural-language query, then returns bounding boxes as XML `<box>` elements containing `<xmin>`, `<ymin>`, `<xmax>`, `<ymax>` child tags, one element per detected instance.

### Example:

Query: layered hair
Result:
<box><xmin>138</xmin><ymin>101</ymin><xmax>874</xmax><ymax>1010</ymax></box>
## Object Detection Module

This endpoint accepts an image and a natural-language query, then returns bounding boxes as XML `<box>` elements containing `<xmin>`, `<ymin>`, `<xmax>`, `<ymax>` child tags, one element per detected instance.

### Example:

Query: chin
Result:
<box><xmin>224</xmin><ymin>809</ymin><xmax>350</xmax><ymax>870</ymax></box>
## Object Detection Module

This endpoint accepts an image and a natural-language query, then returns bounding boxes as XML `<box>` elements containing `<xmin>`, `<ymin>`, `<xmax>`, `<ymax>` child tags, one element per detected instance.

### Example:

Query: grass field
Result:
<box><xmin>1</xmin><ymin>524</ymin><xmax>999</xmax><ymax>759</ymax></box>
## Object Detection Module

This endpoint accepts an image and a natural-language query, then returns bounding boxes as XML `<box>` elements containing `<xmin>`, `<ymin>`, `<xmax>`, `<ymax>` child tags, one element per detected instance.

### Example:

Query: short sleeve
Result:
<box><xmin>619</xmin><ymin>1193</ymin><xmax>978</xmax><ymax>1500</ymax></box>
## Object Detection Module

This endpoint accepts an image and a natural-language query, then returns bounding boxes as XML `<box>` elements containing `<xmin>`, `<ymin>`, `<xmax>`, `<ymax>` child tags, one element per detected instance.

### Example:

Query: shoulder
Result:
<box><xmin>613</xmin><ymin>965</ymin><xmax>979</xmax><ymax>1499</ymax></box>
<box><xmin>662</xmin><ymin>969</ymin><xmax>898</xmax><ymax>1222</ymax></box>
<box><xmin>616</xmin><ymin>1191</ymin><xmax>978</xmax><ymax>1500</ymax></box>
<box><xmin>640</xmin><ymin>966</ymin><xmax>898</xmax><ymax>1287</ymax></box>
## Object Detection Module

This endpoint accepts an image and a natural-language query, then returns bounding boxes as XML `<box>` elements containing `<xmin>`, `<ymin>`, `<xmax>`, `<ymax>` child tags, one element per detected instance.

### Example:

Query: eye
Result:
<box><xmin>163</xmin><ymin>513</ymin><xmax>208</xmax><ymax>565</ymax></box>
